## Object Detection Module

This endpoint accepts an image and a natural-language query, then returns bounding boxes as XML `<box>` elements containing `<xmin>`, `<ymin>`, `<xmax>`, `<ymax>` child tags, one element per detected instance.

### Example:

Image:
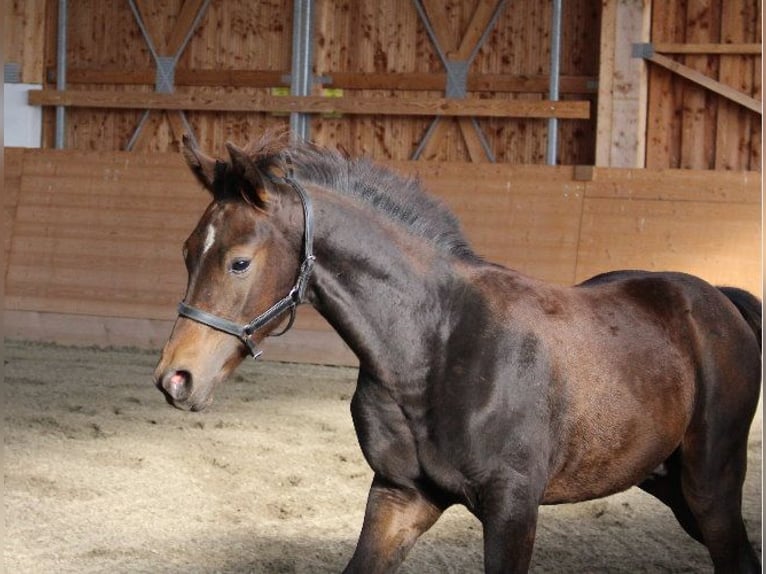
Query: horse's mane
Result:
<box><xmin>241</xmin><ymin>132</ymin><xmax>479</xmax><ymax>262</ymax></box>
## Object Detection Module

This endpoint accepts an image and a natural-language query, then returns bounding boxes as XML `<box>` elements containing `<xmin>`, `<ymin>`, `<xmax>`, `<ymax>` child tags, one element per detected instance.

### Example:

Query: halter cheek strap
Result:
<box><xmin>176</xmin><ymin>171</ymin><xmax>315</xmax><ymax>359</ymax></box>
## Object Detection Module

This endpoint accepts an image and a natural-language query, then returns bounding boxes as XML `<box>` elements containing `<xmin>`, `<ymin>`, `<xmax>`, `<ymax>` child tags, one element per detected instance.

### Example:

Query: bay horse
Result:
<box><xmin>154</xmin><ymin>134</ymin><xmax>762</xmax><ymax>573</ymax></box>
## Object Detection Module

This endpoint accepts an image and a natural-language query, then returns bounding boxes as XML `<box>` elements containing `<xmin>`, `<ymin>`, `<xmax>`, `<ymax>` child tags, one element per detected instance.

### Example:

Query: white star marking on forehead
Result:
<box><xmin>202</xmin><ymin>223</ymin><xmax>216</xmax><ymax>256</ymax></box>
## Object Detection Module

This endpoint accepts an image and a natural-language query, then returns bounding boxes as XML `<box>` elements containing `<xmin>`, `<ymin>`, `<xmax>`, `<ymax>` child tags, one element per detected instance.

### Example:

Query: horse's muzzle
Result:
<box><xmin>155</xmin><ymin>369</ymin><xmax>200</xmax><ymax>410</ymax></box>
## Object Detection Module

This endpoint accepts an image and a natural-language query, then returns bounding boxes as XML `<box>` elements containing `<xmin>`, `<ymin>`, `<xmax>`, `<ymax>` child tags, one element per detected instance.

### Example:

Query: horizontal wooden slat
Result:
<box><xmin>28</xmin><ymin>89</ymin><xmax>592</xmax><ymax>119</ymax></box>
<box><xmin>53</xmin><ymin>68</ymin><xmax>598</xmax><ymax>94</ymax></box>
<box><xmin>580</xmin><ymin>167</ymin><xmax>762</xmax><ymax>203</ymax></box>
<box><xmin>576</xmin><ymin>197</ymin><xmax>761</xmax><ymax>297</ymax></box>
<box><xmin>654</xmin><ymin>42</ymin><xmax>762</xmax><ymax>55</ymax></box>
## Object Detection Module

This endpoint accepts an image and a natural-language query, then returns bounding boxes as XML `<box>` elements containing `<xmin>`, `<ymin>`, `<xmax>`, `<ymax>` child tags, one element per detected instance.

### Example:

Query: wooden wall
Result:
<box><xmin>646</xmin><ymin>0</ymin><xmax>762</xmax><ymax>171</ymax></box>
<box><xmin>5</xmin><ymin>148</ymin><xmax>760</xmax><ymax>365</ymax></box>
<box><xmin>8</xmin><ymin>0</ymin><xmax>600</xmax><ymax>163</ymax></box>
<box><xmin>5</xmin><ymin>1</ymin><xmax>760</xmax><ymax>170</ymax></box>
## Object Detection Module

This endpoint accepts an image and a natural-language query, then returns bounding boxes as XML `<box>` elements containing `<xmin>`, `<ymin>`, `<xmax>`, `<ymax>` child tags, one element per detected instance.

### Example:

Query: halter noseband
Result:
<box><xmin>176</xmin><ymin>170</ymin><xmax>315</xmax><ymax>359</ymax></box>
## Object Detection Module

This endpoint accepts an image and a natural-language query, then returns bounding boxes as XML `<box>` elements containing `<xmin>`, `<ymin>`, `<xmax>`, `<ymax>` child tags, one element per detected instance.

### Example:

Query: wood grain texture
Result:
<box><xmin>9</xmin><ymin>0</ymin><xmax>601</xmax><ymax>163</ymax></box>
<box><xmin>29</xmin><ymin>89</ymin><xmax>592</xmax><ymax>118</ymax></box>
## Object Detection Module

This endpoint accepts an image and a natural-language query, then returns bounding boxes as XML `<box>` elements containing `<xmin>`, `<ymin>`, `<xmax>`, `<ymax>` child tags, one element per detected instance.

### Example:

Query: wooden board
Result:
<box><xmin>29</xmin><ymin>89</ymin><xmax>592</xmax><ymax>119</ymax></box>
<box><xmin>393</xmin><ymin>162</ymin><xmax>585</xmax><ymax>284</ymax></box>
<box><xmin>5</xmin><ymin>150</ymin><xmax>206</xmax><ymax>319</ymax></box>
<box><xmin>576</xmin><ymin>197</ymin><xmax>761</xmax><ymax>297</ymax></box>
<box><xmin>646</xmin><ymin>0</ymin><xmax>762</xmax><ymax>171</ymax></box>
<box><xmin>3</xmin><ymin>0</ymin><xmax>46</xmax><ymax>83</ymax></box>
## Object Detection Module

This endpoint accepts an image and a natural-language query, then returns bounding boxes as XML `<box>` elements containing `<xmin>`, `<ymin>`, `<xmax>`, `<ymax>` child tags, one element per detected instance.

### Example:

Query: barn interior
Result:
<box><xmin>4</xmin><ymin>0</ymin><xmax>761</xmax><ymax>364</ymax></box>
<box><xmin>3</xmin><ymin>1</ymin><xmax>762</xmax><ymax>573</ymax></box>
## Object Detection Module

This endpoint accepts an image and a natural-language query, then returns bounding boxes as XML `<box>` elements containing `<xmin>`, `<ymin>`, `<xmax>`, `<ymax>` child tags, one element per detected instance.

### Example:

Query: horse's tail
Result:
<box><xmin>718</xmin><ymin>286</ymin><xmax>762</xmax><ymax>352</ymax></box>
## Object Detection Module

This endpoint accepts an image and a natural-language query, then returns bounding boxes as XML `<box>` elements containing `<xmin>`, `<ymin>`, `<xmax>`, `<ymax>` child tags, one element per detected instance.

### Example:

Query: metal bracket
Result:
<box><xmin>4</xmin><ymin>62</ymin><xmax>21</xmax><ymax>83</ymax></box>
<box><xmin>155</xmin><ymin>57</ymin><xmax>176</xmax><ymax>93</ymax></box>
<box><xmin>410</xmin><ymin>0</ymin><xmax>507</xmax><ymax>162</ymax></box>
<box><xmin>281</xmin><ymin>74</ymin><xmax>331</xmax><ymax>86</ymax></box>
<box><xmin>444</xmin><ymin>61</ymin><xmax>470</xmax><ymax>99</ymax></box>
<box><xmin>125</xmin><ymin>0</ymin><xmax>211</xmax><ymax>148</ymax></box>
<box><xmin>632</xmin><ymin>42</ymin><xmax>654</xmax><ymax>59</ymax></box>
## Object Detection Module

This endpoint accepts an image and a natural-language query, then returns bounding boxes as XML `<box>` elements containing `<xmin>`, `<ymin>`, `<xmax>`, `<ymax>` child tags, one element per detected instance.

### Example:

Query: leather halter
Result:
<box><xmin>176</xmin><ymin>169</ymin><xmax>315</xmax><ymax>359</ymax></box>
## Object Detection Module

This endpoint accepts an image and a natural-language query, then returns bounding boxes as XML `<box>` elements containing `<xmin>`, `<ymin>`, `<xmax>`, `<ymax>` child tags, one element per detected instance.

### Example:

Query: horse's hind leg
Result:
<box><xmin>638</xmin><ymin>450</ymin><xmax>703</xmax><ymax>543</ymax></box>
<box><xmin>679</xmin><ymin>430</ymin><xmax>760</xmax><ymax>573</ymax></box>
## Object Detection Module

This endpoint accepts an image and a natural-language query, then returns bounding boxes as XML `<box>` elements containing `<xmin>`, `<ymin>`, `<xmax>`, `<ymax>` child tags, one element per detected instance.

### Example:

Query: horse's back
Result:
<box><xmin>504</xmin><ymin>268</ymin><xmax>761</xmax><ymax>503</ymax></box>
<box><xmin>576</xmin><ymin>269</ymin><xmax>761</xmax><ymax>403</ymax></box>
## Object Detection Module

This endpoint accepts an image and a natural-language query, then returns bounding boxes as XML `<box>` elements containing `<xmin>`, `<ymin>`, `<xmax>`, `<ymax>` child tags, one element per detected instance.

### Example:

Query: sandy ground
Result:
<box><xmin>4</xmin><ymin>339</ymin><xmax>762</xmax><ymax>573</ymax></box>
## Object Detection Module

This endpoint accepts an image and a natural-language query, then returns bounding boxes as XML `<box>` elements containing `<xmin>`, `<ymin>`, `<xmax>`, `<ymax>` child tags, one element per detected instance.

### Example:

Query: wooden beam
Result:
<box><xmin>457</xmin><ymin>117</ymin><xmax>488</xmax><ymax>162</ymax></box>
<box><xmin>166</xmin><ymin>0</ymin><xmax>208</xmax><ymax>55</ymax></box>
<box><xmin>596</xmin><ymin>0</ymin><xmax>651</xmax><ymax>167</ymax></box>
<box><xmin>654</xmin><ymin>42</ymin><xmax>762</xmax><ymax>55</ymax></box>
<box><xmin>595</xmin><ymin>0</ymin><xmax>616</xmax><ymax>166</ymax></box>
<box><xmin>29</xmin><ymin>89</ymin><xmax>591</xmax><ymax>119</ymax></box>
<box><xmin>457</xmin><ymin>0</ymin><xmax>501</xmax><ymax>59</ymax></box>
<box><xmin>52</xmin><ymin>68</ymin><xmax>599</xmax><ymax>94</ymax></box>
<box><xmin>714</xmin><ymin>2</ymin><xmax>754</xmax><ymax>170</ymax></box>
<box><xmin>646</xmin><ymin>51</ymin><xmax>762</xmax><ymax>114</ymax></box>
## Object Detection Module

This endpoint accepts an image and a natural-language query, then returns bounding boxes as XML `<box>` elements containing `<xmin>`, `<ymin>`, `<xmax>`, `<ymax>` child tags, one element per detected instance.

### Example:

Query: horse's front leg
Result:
<box><xmin>343</xmin><ymin>474</ymin><xmax>444</xmax><ymax>574</ymax></box>
<box><xmin>480</xmin><ymin>477</ymin><xmax>542</xmax><ymax>574</ymax></box>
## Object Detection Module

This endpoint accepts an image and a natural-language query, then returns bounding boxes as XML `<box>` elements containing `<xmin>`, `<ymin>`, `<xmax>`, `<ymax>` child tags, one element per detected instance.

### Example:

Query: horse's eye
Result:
<box><xmin>230</xmin><ymin>258</ymin><xmax>251</xmax><ymax>274</ymax></box>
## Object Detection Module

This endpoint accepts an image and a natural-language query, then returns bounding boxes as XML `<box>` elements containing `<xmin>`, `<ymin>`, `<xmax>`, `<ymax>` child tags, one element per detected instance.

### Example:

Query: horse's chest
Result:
<box><xmin>351</xmin><ymin>379</ymin><xmax>473</xmax><ymax>498</ymax></box>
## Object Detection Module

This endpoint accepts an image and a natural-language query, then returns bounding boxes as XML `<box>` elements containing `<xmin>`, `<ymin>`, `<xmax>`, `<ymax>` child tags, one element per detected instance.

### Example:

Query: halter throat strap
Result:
<box><xmin>176</xmin><ymin>171</ymin><xmax>315</xmax><ymax>359</ymax></box>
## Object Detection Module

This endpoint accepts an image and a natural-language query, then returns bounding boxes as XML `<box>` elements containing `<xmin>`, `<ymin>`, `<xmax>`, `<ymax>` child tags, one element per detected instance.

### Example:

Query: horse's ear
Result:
<box><xmin>225</xmin><ymin>141</ymin><xmax>270</xmax><ymax>211</ymax></box>
<box><xmin>182</xmin><ymin>134</ymin><xmax>218</xmax><ymax>192</ymax></box>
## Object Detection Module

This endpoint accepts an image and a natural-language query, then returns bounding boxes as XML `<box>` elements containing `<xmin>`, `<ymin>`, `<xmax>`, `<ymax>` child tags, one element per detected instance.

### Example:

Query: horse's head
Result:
<box><xmin>153</xmin><ymin>136</ymin><xmax>307</xmax><ymax>411</ymax></box>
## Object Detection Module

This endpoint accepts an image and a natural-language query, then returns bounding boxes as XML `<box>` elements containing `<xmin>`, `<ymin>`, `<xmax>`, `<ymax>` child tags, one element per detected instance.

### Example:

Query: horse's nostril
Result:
<box><xmin>162</xmin><ymin>370</ymin><xmax>192</xmax><ymax>402</ymax></box>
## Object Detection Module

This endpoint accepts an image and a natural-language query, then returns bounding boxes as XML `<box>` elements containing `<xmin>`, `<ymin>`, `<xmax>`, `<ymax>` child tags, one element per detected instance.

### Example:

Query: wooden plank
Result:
<box><xmin>645</xmin><ymin>0</ymin><xmax>683</xmax><ymax>169</ymax></box>
<box><xmin>654</xmin><ymin>42</ymin><xmax>762</xmax><ymax>55</ymax></box>
<box><xmin>647</xmin><ymin>52</ymin><xmax>762</xmax><ymax>114</ymax></box>
<box><xmin>680</xmin><ymin>0</ymin><xmax>719</xmax><ymax>170</ymax></box>
<box><xmin>596</xmin><ymin>0</ymin><xmax>651</xmax><ymax>168</ymax></box>
<box><xmin>457</xmin><ymin>117</ymin><xmax>489</xmax><ymax>161</ymax></box>
<box><xmin>129</xmin><ymin>110</ymin><xmax>164</xmax><ymax>152</ymax></box>
<box><xmin>134</xmin><ymin>0</ymin><xmax>168</xmax><ymax>54</ymax></box>
<box><xmin>456</xmin><ymin>0</ymin><xmax>502</xmax><ymax>59</ymax></box>
<box><xmin>576</xmin><ymin>197</ymin><xmax>762</xmax><ymax>298</ymax></box>
<box><xmin>595</xmin><ymin>0</ymin><xmax>616</xmax><ymax>166</ymax></box>
<box><xmin>750</xmin><ymin>0</ymin><xmax>762</xmax><ymax>170</ymax></box>
<box><xmin>55</xmin><ymin>67</ymin><xmax>599</xmax><ymax>94</ymax></box>
<box><xmin>165</xmin><ymin>111</ymin><xmax>189</xmax><ymax>144</ymax></box>
<box><xmin>29</xmin><ymin>89</ymin><xmax>592</xmax><ymax>119</ymax></box>
<box><xmin>4</xmin><ymin>0</ymin><xmax>46</xmax><ymax>83</ymax></box>
<box><xmin>421</xmin><ymin>0</ymin><xmax>454</xmax><ymax>52</ymax></box>
<box><xmin>166</xmin><ymin>0</ymin><xmax>208</xmax><ymax>56</ymax></box>
<box><xmin>715</xmin><ymin>1</ymin><xmax>754</xmax><ymax>170</ymax></box>
<box><xmin>390</xmin><ymin>161</ymin><xmax>583</xmax><ymax>283</ymax></box>
<box><xmin>582</xmin><ymin>167</ymin><xmax>761</xmax><ymax>203</ymax></box>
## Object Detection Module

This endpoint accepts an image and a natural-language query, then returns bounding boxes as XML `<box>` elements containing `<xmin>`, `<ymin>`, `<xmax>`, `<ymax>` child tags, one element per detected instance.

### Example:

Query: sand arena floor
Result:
<box><xmin>4</xmin><ymin>340</ymin><xmax>762</xmax><ymax>573</ymax></box>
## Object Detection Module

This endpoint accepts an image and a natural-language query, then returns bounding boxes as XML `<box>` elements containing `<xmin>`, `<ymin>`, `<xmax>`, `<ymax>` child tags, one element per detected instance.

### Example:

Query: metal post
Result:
<box><xmin>546</xmin><ymin>0</ymin><xmax>562</xmax><ymax>165</ymax></box>
<box><xmin>55</xmin><ymin>0</ymin><xmax>68</xmax><ymax>149</ymax></box>
<box><xmin>290</xmin><ymin>0</ymin><xmax>314</xmax><ymax>142</ymax></box>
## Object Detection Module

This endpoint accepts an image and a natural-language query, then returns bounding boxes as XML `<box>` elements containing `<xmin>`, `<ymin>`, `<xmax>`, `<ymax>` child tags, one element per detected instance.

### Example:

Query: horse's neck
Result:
<box><xmin>305</xmin><ymin>194</ymin><xmax>460</xmax><ymax>382</ymax></box>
